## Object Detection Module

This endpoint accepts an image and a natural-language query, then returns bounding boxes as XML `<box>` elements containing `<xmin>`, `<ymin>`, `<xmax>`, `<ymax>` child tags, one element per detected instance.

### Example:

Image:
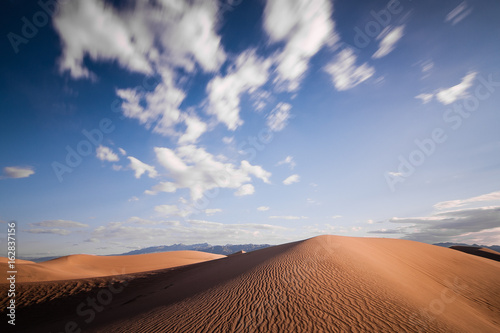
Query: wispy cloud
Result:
<box><xmin>324</xmin><ymin>48</ymin><xmax>374</xmax><ymax>91</ymax></box>
<box><xmin>235</xmin><ymin>184</ymin><xmax>255</xmax><ymax>196</ymax></box>
<box><xmin>390</xmin><ymin>206</ymin><xmax>500</xmax><ymax>244</ymax></box>
<box><xmin>207</xmin><ymin>49</ymin><xmax>271</xmax><ymax>130</ymax></box>
<box><xmin>205</xmin><ymin>208</ymin><xmax>222</xmax><ymax>216</ymax></box>
<box><xmin>415</xmin><ymin>71</ymin><xmax>477</xmax><ymax>105</ymax></box>
<box><xmin>445</xmin><ymin>1</ymin><xmax>473</xmax><ymax>25</ymax></box>
<box><xmin>128</xmin><ymin>156</ymin><xmax>158</xmax><ymax>179</ymax></box>
<box><xmin>257</xmin><ymin>206</ymin><xmax>270</xmax><ymax>211</ymax></box>
<box><xmin>372</xmin><ymin>25</ymin><xmax>405</xmax><ymax>59</ymax></box>
<box><xmin>263</xmin><ymin>0</ymin><xmax>337</xmax><ymax>91</ymax></box>
<box><xmin>276</xmin><ymin>156</ymin><xmax>296</xmax><ymax>169</ymax></box>
<box><xmin>30</xmin><ymin>220</ymin><xmax>89</xmax><ymax>228</ymax></box>
<box><xmin>435</xmin><ymin>72</ymin><xmax>477</xmax><ymax>105</ymax></box>
<box><xmin>267</xmin><ymin>103</ymin><xmax>292</xmax><ymax>132</ymax></box>
<box><xmin>96</xmin><ymin>145</ymin><xmax>119</xmax><ymax>162</ymax></box>
<box><xmin>269</xmin><ymin>215</ymin><xmax>308</xmax><ymax>220</ymax></box>
<box><xmin>54</xmin><ymin>0</ymin><xmax>225</xmax><ymax>78</ymax></box>
<box><xmin>1</xmin><ymin>166</ymin><xmax>35</xmax><ymax>179</ymax></box>
<box><xmin>26</xmin><ymin>228</ymin><xmax>72</xmax><ymax>236</ymax></box>
<box><xmin>434</xmin><ymin>190</ymin><xmax>500</xmax><ymax>210</ymax></box>
<box><xmin>283</xmin><ymin>174</ymin><xmax>300</xmax><ymax>185</ymax></box>
<box><xmin>415</xmin><ymin>93</ymin><xmax>434</xmax><ymax>104</ymax></box>
<box><xmin>148</xmin><ymin>145</ymin><xmax>270</xmax><ymax>200</ymax></box>
<box><xmin>89</xmin><ymin>219</ymin><xmax>289</xmax><ymax>244</ymax></box>
<box><xmin>153</xmin><ymin>205</ymin><xmax>192</xmax><ymax>218</ymax></box>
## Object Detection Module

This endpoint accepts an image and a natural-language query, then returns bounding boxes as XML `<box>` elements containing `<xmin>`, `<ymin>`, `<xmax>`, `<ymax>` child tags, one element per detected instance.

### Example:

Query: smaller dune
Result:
<box><xmin>227</xmin><ymin>250</ymin><xmax>246</xmax><ymax>256</ymax></box>
<box><xmin>0</xmin><ymin>251</ymin><xmax>225</xmax><ymax>282</ymax></box>
<box><xmin>450</xmin><ymin>246</ymin><xmax>500</xmax><ymax>262</ymax></box>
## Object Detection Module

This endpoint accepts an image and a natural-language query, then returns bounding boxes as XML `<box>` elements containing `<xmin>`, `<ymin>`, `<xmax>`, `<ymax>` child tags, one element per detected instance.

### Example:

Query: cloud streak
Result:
<box><xmin>324</xmin><ymin>48</ymin><xmax>374</xmax><ymax>91</ymax></box>
<box><xmin>372</xmin><ymin>25</ymin><xmax>405</xmax><ymax>59</ymax></box>
<box><xmin>2</xmin><ymin>166</ymin><xmax>35</xmax><ymax>179</ymax></box>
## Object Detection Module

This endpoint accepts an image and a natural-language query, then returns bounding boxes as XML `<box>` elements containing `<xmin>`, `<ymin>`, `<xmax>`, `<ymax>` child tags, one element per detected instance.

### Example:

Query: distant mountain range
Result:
<box><xmin>433</xmin><ymin>242</ymin><xmax>500</xmax><ymax>253</ymax></box>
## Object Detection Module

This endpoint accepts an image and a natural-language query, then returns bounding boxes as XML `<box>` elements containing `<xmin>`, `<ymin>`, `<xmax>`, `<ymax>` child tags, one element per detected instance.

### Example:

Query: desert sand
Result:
<box><xmin>1</xmin><ymin>235</ymin><xmax>499</xmax><ymax>332</ymax></box>
<box><xmin>0</xmin><ymin>251</ymin><xmax>225</xmax><ymax>283</ymax></box>
<box><xmin>450</xmin><ymin>245</ymin><xmax>500</xmax><ymax>262</ymax></box>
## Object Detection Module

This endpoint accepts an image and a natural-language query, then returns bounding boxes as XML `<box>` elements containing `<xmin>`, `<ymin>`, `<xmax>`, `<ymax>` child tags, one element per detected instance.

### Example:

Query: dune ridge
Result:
<box><xmin>1</xmin><ymin>235</ymin><xmax>499</xmax><ymax>333</ymax></box>
<box><xmin>450</xmin><ymin>245</ymin><xmax>500</xmax><ymax>262</ymax></box>
<box><xmin>0</xmin><ymin>250</ymin><xmax>225</xmax><ymax>282</ymax></box>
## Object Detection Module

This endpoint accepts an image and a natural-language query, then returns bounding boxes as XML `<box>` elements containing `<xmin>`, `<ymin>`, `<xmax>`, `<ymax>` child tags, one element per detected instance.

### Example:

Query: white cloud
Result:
<box><xmin>127</xmin><ymin>156</ymin><xmax>158</xmax><ymax>179</ymax></box>
<box><xmin>205</xmin><ymin>208</ymin><xmax>222</xmax><ymax>216</ymax></box>
<box><xmin>445</xmin><ymin>2</ymin><xmax>473</xmax><ymax>25</ymax></box>
<box><xmin>391</xmin><ymin>206</ymin><xmax>500</xmax><ymax>244</ymax></box>
<box><xmin>127</xmin><ymin>217</ymin><xmax>180</xmax><ymax>226</ymax></box>
<box><xmin>151</xmin><ymin>145</ymin><xmax>270</xmax><ymax>200</ymax></box>
<box><xmin>30</xmin><ymin>220</ymin><xmax>88</xmax><ymax>228</ymax></box>
<box><xmin>415</xmin><ymin>72</ymin><xmax>477</xmax><ymax>105</ymax></box>
<box><xmin>330</xmin><ymin>215</ymin><xmax>342</xmax><ymax>219</ymax></box>
<box><xmin>178</xmin><ymin>113</ymin><xmax>208</xmax><ymax>144</ymax></box>
<box><xmin>372</xmin><ymin>25</ymin><xmax>405</xmax><ymax>59</ymax></box>
<box><xmin>283</xmin><ymin>174</ymin><xmax>300</xmax><ymax>185</ymax></box>
<box><xmin>1</xmin><ymin>166</ymin><xmax>35</xmax><ymax>179</ymax></box>
<box><xmin>267</xmin><ymin>103</ymin><xmax>292</xmax><ymax>132</ymax></box>
<box><xmin>263</xmin><ymin>0</ymin><xmax>337</xmax><ymax>91</ymax></box>
<box><xmin>96</xmin><ymin>145</ymin><xmax>119</xmax><ymax>162</ymax></box>
<box><xmin>307</xmin><ymin>198</ymin><xmax>321</xmax><ymax>205</ymax></box>
<box><xmin>154</xmin><ymin>204</ymin><xmax>182</xmax><ymax>216</ymax></box>
<box><xmin>222</xmin><ymin>137</ymin><xmax>234</xmax><ymax>144</ymax></box>
<box><xmin>145</xmin><ymin>181</ymin><xmax>177</xmax><ymax>195</ymax></box>
<box><xmin>55</xmin><ymin>0</ymin><xmax>222</xmax><ymax>144</ymax></box>
<box><xmin>116</xmin><ymin>69</ymin><xmax>187</xmax><ymax>140</ymax></box>
<box><xmin>257</xmin><ymin>206</ymin><xmax>270</xmax><ymax>211</ymax></box>
<box><xmin>324</xmin><ymin>48</ymin><xmax>375</xmax><ymax>91</ymax></box>
<box><xmin>91</xmin><ymin>222</ymin><xmax>173</xmax><ymax>242</ymax></box>
<box><xmin>53</xmin><ymin>0</ymin><xmax>152</xmax><ymax>79</ymax></box>
<box><xmin>415</xmin><ymin>93</ymin><xmax>434</xmax><ymax>104</ymax></box>
<box><xmin>434</xmin><ymin>191</ymin><xmax>500</xmax><ymax>210</ymax></box>
<box><xmin>269</xmin><ymin>215</ymin><xmax>308</xmax><ymax>220</ymax></box>
<box><xmin>90</xmin><ymin>219</ymin><xmax>290</xmax><ymax>244</ymax></box>
<box><xmin>112</xmin><ymin>164</ymin><xmax>122</xmax><ymax>171</ymax></box>
<box><xmin>128</xmin><ymin>196</ymin><xmax>139</xmax><ymax>202</ymax></box>
<box><xmin>435</xmin><ymin>72</ymin><xmax>477</xmax><ymax>105</ymax></box>
<box><xmin>235</xmin><ymin>184</ymin><xmax>255</xmax><ymax>196</ymax></box>
<box><xmin>118</xmin><ymin>148</ymin><xmax>127</xmax><ymax>156</ymax></box>
<box><xmin>26</xmin><ymin>228</ymin><xmax>71</xmax><ymax>236</ymax></box>
<box><xmin>206</xmin><ymin>49</ymin><xmax>271</xmax><ymax>130</ymax></box>
<box><xmin>276</xmin><ymin>156</ymin><xmax>296</xmax><ymax>169</ymax></box>
<box><xmin>53</xmin><ymin>0</ymin><xmax>225</xmax><ymax>79</ymax></box>
<box><xmin>421</xmin><ymin>60</ymin><xmax>434</xmax><ymax>74</ymax></box>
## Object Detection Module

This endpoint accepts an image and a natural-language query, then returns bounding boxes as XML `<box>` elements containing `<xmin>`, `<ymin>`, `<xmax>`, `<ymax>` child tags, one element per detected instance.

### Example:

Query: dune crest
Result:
<box><xmin>0</xmin><ymin>251</ymin><xmax>225</xmax><ymax>282</ymax></box>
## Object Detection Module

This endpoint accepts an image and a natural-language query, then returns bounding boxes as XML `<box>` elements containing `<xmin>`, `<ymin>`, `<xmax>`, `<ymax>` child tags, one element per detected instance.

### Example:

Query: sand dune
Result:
<box><xmin>0</xmin><ymin>251</ymin><xmax>225</xmax><ymax>282</ymax></box>
<box><xmin>450</xmin><ymin>245</ymin><xmax>500</xmax><ymax>262</ymax></box>
<box><xmin>1</xmin><ymin>235</ymin><xmax>499</xmax><ymax>333</ymax></box>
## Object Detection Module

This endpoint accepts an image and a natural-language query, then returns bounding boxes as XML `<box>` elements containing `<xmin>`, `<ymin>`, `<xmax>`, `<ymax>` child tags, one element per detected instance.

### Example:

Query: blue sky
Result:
<box><xmin>1</xmin><ymin>0</ymin><xmax>500</xmax><ymax>258</ymax></box>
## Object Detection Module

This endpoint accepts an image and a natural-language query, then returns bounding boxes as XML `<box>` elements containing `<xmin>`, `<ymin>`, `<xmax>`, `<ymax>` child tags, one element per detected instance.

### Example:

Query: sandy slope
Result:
<box><xmin>1</xmin><ymin>235</ymin><xmax>499</xmax><ymax>333</ymax></box>
<box><xmin>0</xmin><ymin>251</ymin><xmax>225</xmax><ymax>282</ymax></box>
<box><xmin>451</xmin><ymin>245</ymin><xmax>500</xmax><ymax>262</ymax></box>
